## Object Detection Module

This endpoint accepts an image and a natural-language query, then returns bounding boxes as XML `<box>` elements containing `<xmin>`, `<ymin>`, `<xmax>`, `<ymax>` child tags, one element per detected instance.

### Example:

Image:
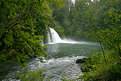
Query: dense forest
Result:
<box><xmin>54</xmin><ymin>0</ymin><xmax>121</xmax><ymax>80</ymax></box>
<box><xmin>0</xmin><ymin>0</ymin><xmax>121</xmax><ymax>81</ymax></box>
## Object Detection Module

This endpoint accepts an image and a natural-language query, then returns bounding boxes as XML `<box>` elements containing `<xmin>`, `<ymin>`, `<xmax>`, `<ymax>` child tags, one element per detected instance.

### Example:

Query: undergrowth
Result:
<box><xmin>80</xmin><ymin>50</ymin><xmax>121</xmax><ymax>81</ymax></box>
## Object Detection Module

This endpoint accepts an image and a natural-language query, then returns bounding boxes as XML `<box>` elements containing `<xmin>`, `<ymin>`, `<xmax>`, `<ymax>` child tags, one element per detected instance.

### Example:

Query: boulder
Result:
<box><xmin>76</xmin><ymin>58</ymin><xmax>87</xmax><ymax>63</ymax></box>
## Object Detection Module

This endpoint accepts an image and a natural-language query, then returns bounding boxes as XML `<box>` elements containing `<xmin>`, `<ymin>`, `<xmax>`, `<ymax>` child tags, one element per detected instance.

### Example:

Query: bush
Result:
<box><xmin>80</xmin><ymin>50</ymin><xmax>121</xmax><ymax>81</ymax></box>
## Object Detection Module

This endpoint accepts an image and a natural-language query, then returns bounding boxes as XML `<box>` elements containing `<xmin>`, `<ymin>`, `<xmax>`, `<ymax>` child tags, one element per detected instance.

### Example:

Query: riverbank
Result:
<box><xmin>77</xmin><ymin>49</ymin><xmax>121</xmax><ymax>81</ymax></box>
<box><xmin>1</xmin><ymin>41</ymin><xmax>100</xmax><ymax>81</ymax></box>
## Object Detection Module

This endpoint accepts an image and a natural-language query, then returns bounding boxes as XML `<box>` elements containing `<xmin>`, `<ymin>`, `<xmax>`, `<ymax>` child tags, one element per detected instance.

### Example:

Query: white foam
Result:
<box><xmin>47</xmin><ymin>28</ymin><xmax>97</xmax><ymax>45</ymax></box>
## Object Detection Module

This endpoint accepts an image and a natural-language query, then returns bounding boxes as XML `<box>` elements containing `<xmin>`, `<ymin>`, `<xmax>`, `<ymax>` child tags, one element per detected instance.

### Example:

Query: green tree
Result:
<box><xmin>0</xmin><ymin>0</ymin><xmax>64</xmax><ymax>63</ymax></box>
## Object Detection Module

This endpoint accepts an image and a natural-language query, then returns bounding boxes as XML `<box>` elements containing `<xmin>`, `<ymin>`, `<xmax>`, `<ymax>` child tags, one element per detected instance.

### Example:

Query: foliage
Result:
<box><xmin>0</xmin><ymin>0</ymin><xmax>64</xmax><ymax>63</ymax></box>
<box><xmin>76</xmin><ymin>0</ymin><xmax>121</xmax><ymax>80</ymax></box>
<box><xmin>80</xmin><ymin>50</ymin><xmax>121</xmax><ymax>81</ymax></box>
<box><xmin>54</xmin><ymin>0</ymin><xmax>121</xmax><ymax>54</ymax></box>
<box><xmin>53</xmin><ymin>0</ymin><xmax>121</xmax><ymax>44</ymax></box>
<box><xmin>0</xmin><ymin>0</ymin><xmax>64</xmax><ymax>80</ymax></box>
<box><xmin>0</xmin><ymin>0</ymin><xmax>121</xmax><ymax>80</ymax></box>
<box><xmin>14</xmin><ymin>69</ymin><xmax>43</xmax><ymax>81</ymax></box>
<box><xmin>52</xmin><ymin>0</ymin><xmax>121</xmax><ymax>80</ymax></box>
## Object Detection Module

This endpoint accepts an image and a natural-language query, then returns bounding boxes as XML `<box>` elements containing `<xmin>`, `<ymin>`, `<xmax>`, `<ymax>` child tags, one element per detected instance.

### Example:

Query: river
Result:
<box><xmin>3</xmin><ymin>41</ymin><xmax>100</xmax><ymax>81</ymax></box>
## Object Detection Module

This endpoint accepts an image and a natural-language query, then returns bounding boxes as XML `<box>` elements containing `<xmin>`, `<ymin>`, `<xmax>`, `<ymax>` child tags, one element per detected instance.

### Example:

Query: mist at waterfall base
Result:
<box><xmin>47</xmin><ymin>28</ymin><xmax>95</xmax><ymax>45</ymax></box>
<box><xmin>47</xmin><ymin>27</ymin><xmax>78</xmax><ymax>44</ymax></box>
<box><xmin>3</xmin><ymin>28</ymin><xmax>100</xmax><ymax>81</ymax></box>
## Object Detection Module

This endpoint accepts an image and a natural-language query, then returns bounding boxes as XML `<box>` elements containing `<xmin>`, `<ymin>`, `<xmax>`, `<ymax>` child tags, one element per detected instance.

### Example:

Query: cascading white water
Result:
<box><xmin>47</xmin><ymin>28</ymin><xmax>80</xmax><ymax>44</ymax></box>
<box><xmin>47</xmin><ymin>28</ymin><xmax>97</xmax><ymax>45</ymax></box>
<box><xmin>47</xmin><ymin>28</ymin><xmax>62</xmax><ymax>44</ymax></box>
<box><xmin>47</xmin><ymin>31</ymin><xmax>51</xmax><ymax>44</ymax></box>
<box><xmin>50</xmin><ymin>28</ymin><xmax>62</xmax><ymax>43</ymax></box>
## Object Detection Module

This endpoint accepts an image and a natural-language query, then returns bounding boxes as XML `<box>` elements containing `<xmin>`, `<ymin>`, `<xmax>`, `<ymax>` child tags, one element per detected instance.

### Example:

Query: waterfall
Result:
<box><xmin>47</xmin><ymin>28</ymin><xmax>62</xmax><ymax>44</ymax></box>
<box><xmin>47</xmin><ymin>31</ymin><xmax>51</xmax><ymax>43</ymax></box>
<box><xmin>47</xmin><ymin>28</ymin><xmax>85</xmax><ymax>44</ymax></box>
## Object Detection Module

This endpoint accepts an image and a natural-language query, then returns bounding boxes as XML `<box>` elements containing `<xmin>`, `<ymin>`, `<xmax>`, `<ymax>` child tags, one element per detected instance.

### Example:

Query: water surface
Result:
<box><xmin>3</xmin><ymin>41</ymin><xmax>100</xmax><ymax>81</ymax></box>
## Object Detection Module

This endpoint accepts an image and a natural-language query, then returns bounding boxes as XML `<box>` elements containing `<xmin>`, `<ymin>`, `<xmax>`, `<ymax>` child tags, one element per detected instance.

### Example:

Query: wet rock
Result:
<box><xmin>76</xmin><ymin>57</ymin><xmax>93</xmax><ymax>72</ymax></box>
<box><xmin>75</xmin><ymin>58</ymin><xmax>87</xmax><ymax>63</ymax></box>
